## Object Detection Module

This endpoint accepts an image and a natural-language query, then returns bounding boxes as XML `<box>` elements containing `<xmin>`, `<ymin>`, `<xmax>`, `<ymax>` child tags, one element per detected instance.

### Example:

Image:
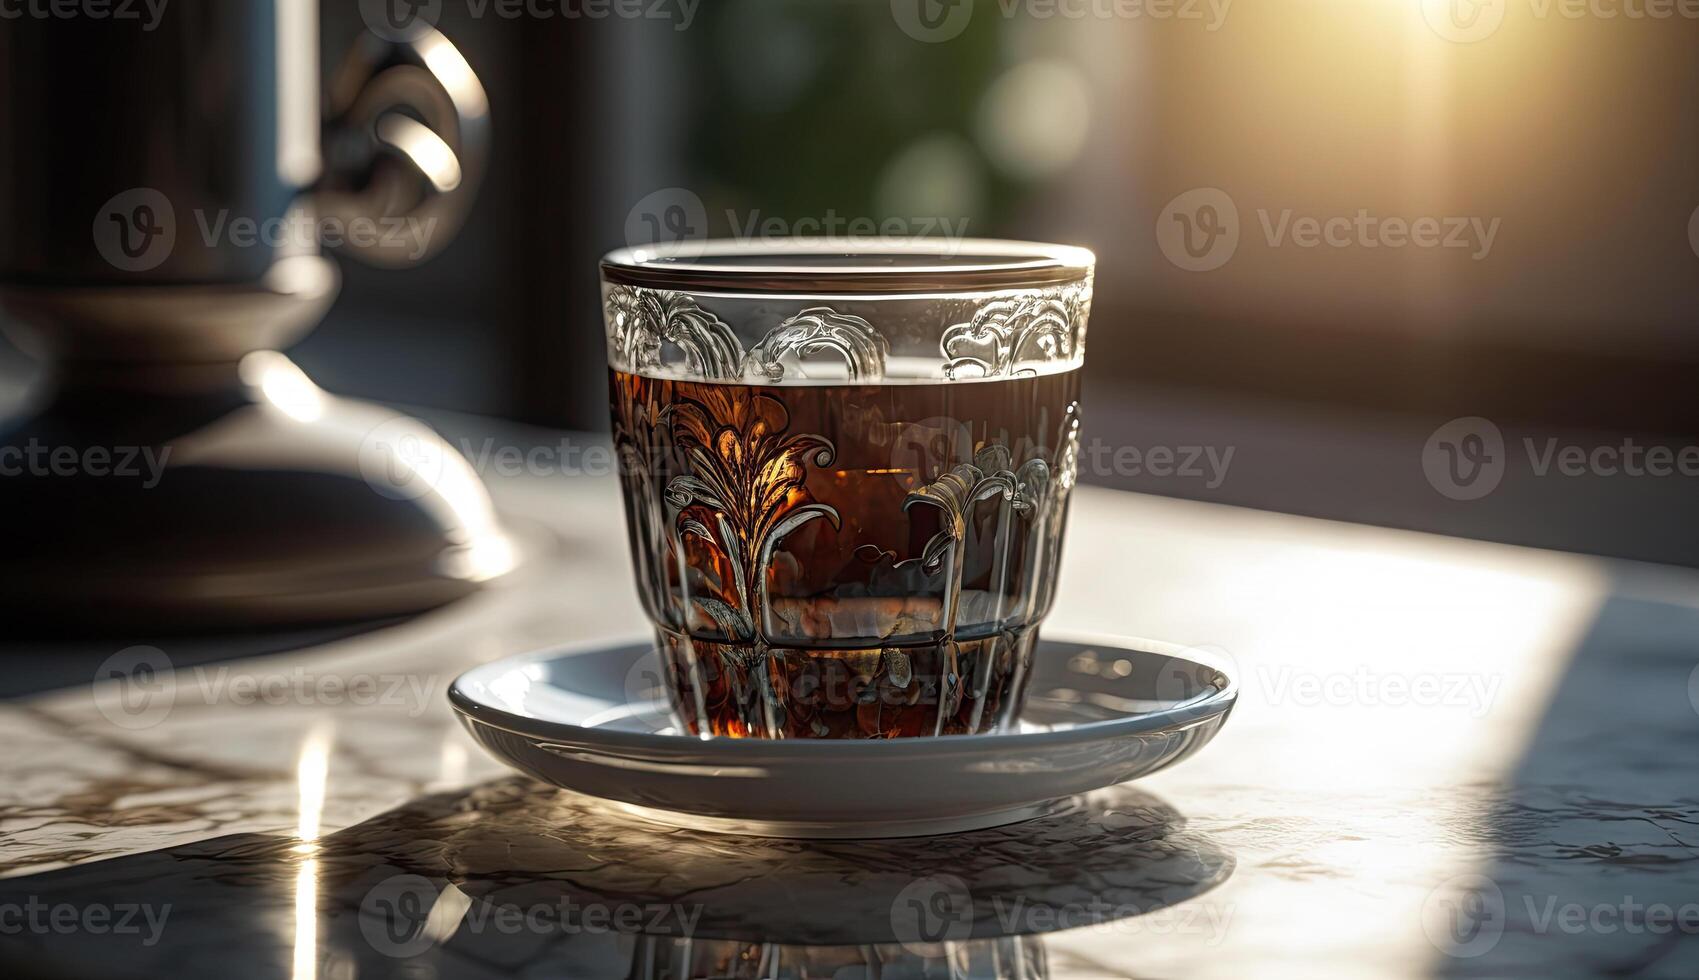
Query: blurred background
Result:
<box><xmin>3</xmin><ymin>0</ymin><xmax>1697</xmax><ymax>566</ymax></box>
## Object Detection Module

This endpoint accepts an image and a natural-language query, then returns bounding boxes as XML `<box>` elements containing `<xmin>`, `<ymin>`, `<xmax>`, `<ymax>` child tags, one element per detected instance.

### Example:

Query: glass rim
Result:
<box><xmin>601</xmin><ymin>238</ymin><xmax>1095</xmax><ymax>295</ymax></box>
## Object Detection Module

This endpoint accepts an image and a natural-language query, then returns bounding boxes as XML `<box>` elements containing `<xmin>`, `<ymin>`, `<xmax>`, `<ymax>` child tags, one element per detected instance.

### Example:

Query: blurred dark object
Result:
<box><xmin>0</xmin><ymin>1</ymin><xmax>508</xmax><ymax>633</ymax></box>
<box><xmin>5</xmin><ymin>1</ymin><xmax>1692</xmax><ymax>577</ymax></box>
<box><xmin>497</xmin><ymin>3</ymin><xmax>1699</xmax><ymax>567</ymax></box>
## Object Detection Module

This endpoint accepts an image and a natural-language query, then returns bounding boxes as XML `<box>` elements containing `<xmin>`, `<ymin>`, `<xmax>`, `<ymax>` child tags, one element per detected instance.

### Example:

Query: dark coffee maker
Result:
<box><xmin>0</xmin><ymin>2</ymin><xmax>508</xmax><ymax>630</ymax></box>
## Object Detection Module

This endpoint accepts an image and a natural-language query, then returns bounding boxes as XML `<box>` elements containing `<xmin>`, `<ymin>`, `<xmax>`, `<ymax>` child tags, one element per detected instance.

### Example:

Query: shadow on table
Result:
<box><xmin>1425</xmin><ymin>592</ymin><xmax>1699</xmax><ymax>979</ymax></box>
<box><xmin>0</xmin><ymin>618</ymin><xmax>410</xmax><ymax>699</ymax></box>
<box><xmin>0</xmin><ymin>775</ymin><xmax>1235</xmax><ymax>979</ymax></box>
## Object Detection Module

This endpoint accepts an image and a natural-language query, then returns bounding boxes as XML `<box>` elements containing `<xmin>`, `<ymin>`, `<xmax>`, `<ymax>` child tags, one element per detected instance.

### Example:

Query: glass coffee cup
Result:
<box><xmin>603</xmin><ymin>240</ymin><xmax>1093</xmax><ymax>738</ymax></box>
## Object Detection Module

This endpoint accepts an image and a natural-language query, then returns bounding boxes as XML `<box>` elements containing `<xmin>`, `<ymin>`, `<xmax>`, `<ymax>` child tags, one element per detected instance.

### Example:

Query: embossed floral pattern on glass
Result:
<box><xmin>603</xmin><ymin>240</ymin><xmax>1093</xmax><ymax>738</ymax></box>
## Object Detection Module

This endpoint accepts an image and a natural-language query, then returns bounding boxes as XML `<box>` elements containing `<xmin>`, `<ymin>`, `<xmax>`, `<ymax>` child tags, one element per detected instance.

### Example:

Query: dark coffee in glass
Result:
<box><xmin>603</xmin><ymin>241</ymin><xmax>1094</xmax><ymax>738</ymax></box>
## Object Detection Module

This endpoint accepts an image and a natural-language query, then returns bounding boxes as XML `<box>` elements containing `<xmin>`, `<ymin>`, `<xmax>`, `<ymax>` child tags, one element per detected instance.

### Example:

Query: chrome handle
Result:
<box><xmin>318</xmin><ymin>28</ymin><xmax>490</xmax><ymax>268</ymax></box>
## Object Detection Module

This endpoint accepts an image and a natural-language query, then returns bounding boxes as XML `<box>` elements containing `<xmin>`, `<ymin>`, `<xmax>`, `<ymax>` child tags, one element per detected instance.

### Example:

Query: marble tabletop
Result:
<box><xmin>3</xmin><ymin>429</ymin><xmax>1698</xmax><ymax>979</ymax></box>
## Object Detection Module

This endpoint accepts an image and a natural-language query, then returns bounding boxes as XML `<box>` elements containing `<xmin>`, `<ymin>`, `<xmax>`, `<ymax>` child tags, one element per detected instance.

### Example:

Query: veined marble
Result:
<box><xmin>3</xmin><ymin>431</ymin><xmax>1698</xmax><ymax>979</ymax></box>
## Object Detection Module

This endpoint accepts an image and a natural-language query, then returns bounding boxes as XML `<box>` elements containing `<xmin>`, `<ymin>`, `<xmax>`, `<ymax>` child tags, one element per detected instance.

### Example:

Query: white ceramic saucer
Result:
<box><xmin>449</xmin><ymin>631</ymin><xmax>1236</xmax><ymax>839</ymax></box>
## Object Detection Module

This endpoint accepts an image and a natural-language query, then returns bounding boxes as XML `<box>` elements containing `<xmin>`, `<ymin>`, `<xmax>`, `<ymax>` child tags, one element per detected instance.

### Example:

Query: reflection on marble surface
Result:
<box><xmin>3</xmin><ymin>460</ymin><xmax>1699</xmax><ymax>979</ymax></box>
<box><xmin>0</xmin><ymin>510</ymin><xmax>585</xmax><ymax>879</ymax></box>
<box><xmin>627</xmin><ymin>935</ymin><xmax>1049</xmax><ymax>979</ymax></box>
<box><xmin>0</xmin><ymin>777</ymin><xmax>1231</xmax><ymax>979</ymax></box>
